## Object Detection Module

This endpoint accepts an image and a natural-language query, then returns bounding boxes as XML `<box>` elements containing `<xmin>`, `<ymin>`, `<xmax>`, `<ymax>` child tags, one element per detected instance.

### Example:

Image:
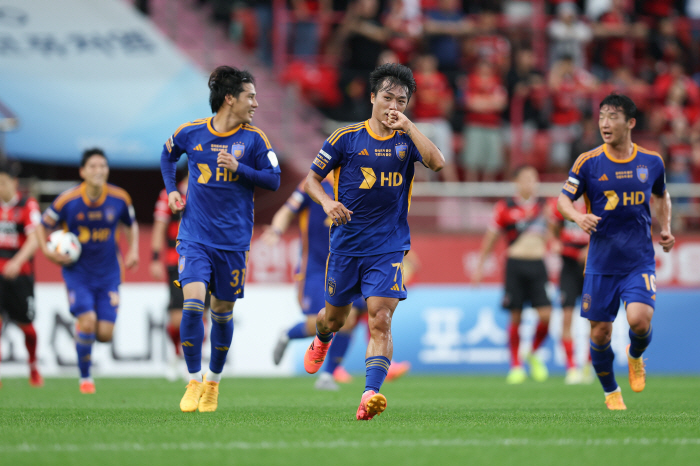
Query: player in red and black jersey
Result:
<box><xmin>473</xmin><ymin>165</ymin><xmax>552</xmax><ymax>384</ymax></box>
<box><xmin>548</xmin><ymin>198</ymin><xmax>593</xmax><ymax>385</ymax></box>
<box><xmin>0</xmin><ymin>161</ymin><xmax>43</xmax><ymax>387</ymax></box>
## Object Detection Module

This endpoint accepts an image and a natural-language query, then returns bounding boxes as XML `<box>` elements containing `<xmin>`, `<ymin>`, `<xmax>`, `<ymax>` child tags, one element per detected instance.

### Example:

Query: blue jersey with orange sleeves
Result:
<box><xmin>309</xmin><ymin>120</ymin><xmax>423</xmax><ymax>256</ymax></box>
<box><xmin>162</xmin><ymin>117</ymin><xmax>281</xmax><ymax>251</ymax></box>
<box><xmin>286</xmin><ymin>179</ymin><xmax>334</xmax><ymax>278</ymax></box>
<box><xmin>561</xmin><ymin>144</ymin><xmax>666</xmax><ymax>274</ymax></box>
<box><xmin>41</xmin><ymin>183</ymin><xmax>135</xmax><ymax>286</ymax></box>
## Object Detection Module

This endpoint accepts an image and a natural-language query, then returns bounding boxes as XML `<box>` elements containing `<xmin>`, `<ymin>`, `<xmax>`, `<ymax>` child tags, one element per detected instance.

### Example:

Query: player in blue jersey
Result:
<box><xmin>264</xmin><ymin>175</ymin><xmax>361</xmax><ymax>391</ymax></box>
<box><xmin>160</xmin><ymin>65</ymin><xmax>281</xmax><ymax>413</ymax></box>
<box><xmin>303</xmin><ymin>63</ymin><xmax>445</xmax><ymax>420</ymax></box>
<box><xmin>35</xmin><ymin>148</ymin><xmax>139</xmax><ymax>394</ymax></box>
<box><xmin>557</xmin><ymin>94</ymin><xmax>675</xmax><ymax>410</ymax></box>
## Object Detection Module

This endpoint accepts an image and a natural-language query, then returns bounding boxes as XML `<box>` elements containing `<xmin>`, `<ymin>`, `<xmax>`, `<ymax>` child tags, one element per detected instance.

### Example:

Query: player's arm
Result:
<box><xmin>2</xmin><ymin>232</ymin><xmax>38</xmax><ymax>280</ymax></box>
<box><xmin>557</xmin><ymin>194</ymin><xmax>600</xmax><ymax>234</ymax></box>
<box><xmin>217</xmin><ymin>139</ymin><xmax>281</xmax><ymax>191</ymax></box>
<box><xmin>34</xmin><ymin>223</ymin><xmax>73</xmax><ymax>266</ymax></box>
<box><xmin>123</xmin><ymin>220</ymin><xmax>139</xmax><ymax>270</ymax></box>
<box><xmin>473</xmin><ymin>229</ymin><xmax>499</xmax><ymax>285</ymax></box>
<box><xmin>653</xmin><ymin>190</ymin><xmax>675</xmax><ymax>252</ymax></box>
<box><xmin>149</xmin><ymin>218</ymin><xmax>167</xmax><ymax>279</ymax></box>
<box><xmin>305</xmin><ymin>171</ymin><xmax>353</xmax><ymax>225</ymax></box>
<box><xmin>385</xmin><ymin>110</ymin><xmax>445</xmax><ymax>172</ymax></box>
<box><xmin>261</xmin><ymin>204</ymin><xmax>297</xmax><ymax>246</ymax></box>
<box><xmin>160</xmin><ymin>133</ymin><xmax>186</xmax><ymax>213</ymax></box>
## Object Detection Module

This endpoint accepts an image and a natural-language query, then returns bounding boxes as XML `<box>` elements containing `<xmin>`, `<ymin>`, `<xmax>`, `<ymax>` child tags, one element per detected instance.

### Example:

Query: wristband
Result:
<box><xmin>152</xmin><ymin>251</ymin><xmax>160</xmax><ymax>261</ymax></box>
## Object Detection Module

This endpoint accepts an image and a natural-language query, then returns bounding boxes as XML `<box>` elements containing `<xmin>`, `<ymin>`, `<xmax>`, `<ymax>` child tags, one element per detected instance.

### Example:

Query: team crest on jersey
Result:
<box><xmin>395</xmin><ymin>143</ymin><xmax>408</xmax><ymax>161</ymax></box>
<box><xmin>582</xmin><ymin>294</ymin><xmax>592</xmax><ymax>312</ymax></box>
<box><xmin>76</xmin><ymin>212</ymin><xmax>85</xmax><ymax>221</ymax></box>
<box><xmin>327</xmin><ymin>277</ymin><xmax>336</xmax><ymax>296</ymax></box>
<box><xmin>105</xmin><ymin>207</ymin><xmax>116</xmax><ymax>223</ymax></box>
<box><xmin>636</xmin><ymin>165</ymin><xmax>649</xmax><ymax>183</ymax></box>
<box><xmin>178</xmin><ymin>256</ymin><xmax>185</xmax><ymax>273</ymax></box>
<box><xmin>232</xmin><ymin>143</ymin><xmax>245</xmax><ymax>160</ymax></box>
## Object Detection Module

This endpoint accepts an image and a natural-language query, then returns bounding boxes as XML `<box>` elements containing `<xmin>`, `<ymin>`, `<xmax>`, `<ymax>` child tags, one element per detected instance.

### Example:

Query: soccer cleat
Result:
<box><xmin>180</xmin><ymin>379</ymin><xmax>205</xmax><ymax>412</ymax></box>
<box><xmin>356</xmin><ymin>390</ymin><xmax>387</xmax><ymax>420</ymax></box>
<box><xmin>198</xmin><ymin>381</ymin><xmax>219</xmax><ymax>412</ymax></box>
<box><xmin>273</xmin><ymin>332</ymin><xmax>290</xmax><ymax>366</ymax></box>
<box><xmin>605</xmin><ymin>390</ymin><xmax>627</xmax><ymax>410</ymax></box>
<box><xmin>626</xmin><ymin>344</ymin><xmax>646</xmax><ymax>393</ymax></box>
<box><xmin>303</xmin><ymin>336</ymin><xmax>332</xmax><ymax>374</ymax></box>
<box><xmin>29</xmin><ymin>366</ymin><xmax>44</xmax><ymax>387</ymax></box>
<box><xmin>581</xmin><ymin>363</ymin><xmax>595</xmax><ymax>384</ymax></box>
<box><xmin>315</xmin><ymin>371</ymin><xmax>339</xmax><ymax>391</ymax></box>
<box><xmin>386</xmin><ymin>360</ymin><xmax>411</xmax><ymax>382</ymax></box>
<box><xmin>506</xmin><ymin>366</ymin><xmax>527</xmax><ymax>384</ymax></box>
<box><xmin>79</xmin><ymin>380</ymin><xmax>96</xmax><ymax>394</ymax></box>
<box><xmin>564</xmin><ymin>367</ymin><xmax>582</xmax><ymax>385</ymax></box>
<box><xmin>333</xmin><ymin>366</ymin><xmax>353</xmax><ymax>383</ymax></box>
<box><xmin>527</xmin><ymin>354</ymin><xmax>549</xmax><ymax>382</ymax></box>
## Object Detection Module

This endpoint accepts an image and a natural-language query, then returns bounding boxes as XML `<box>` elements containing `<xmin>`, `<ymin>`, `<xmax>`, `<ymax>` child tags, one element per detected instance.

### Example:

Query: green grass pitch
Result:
<box><xmin>1</xmin><ymin>375</ymin><xmax>699</xmax><ymax>466</ymax></box>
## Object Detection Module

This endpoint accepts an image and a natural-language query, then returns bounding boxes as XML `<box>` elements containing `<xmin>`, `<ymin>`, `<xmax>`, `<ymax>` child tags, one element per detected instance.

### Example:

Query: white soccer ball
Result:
<box><xmin>47</xmin><ymin>230</ymin><xmax>82</xmax><ymax>263</ymax></box>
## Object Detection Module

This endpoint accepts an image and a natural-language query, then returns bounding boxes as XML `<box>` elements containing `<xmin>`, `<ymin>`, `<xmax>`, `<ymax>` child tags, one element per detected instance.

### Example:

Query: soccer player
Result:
<box><xmin>35</xmin><ymin>148</ymin><xmax>139</xmax><ymax>394</ymax></box>
<box><xmin>264</xmin><ymin>175</ymin><xmax>359</xmax><ymax>391</ymax></box>
<box><xmin>548</xmin><ymin>198</ymin><xmax>593</xmax><ymax>384</ymax></box>
<box><xmin>161</xmin><ymin>65</ymin><xmax>281</xmax><ymax>413</ymax></box>
<box><xmin>303</xmin><ymin>63</ymin><xmax>445</xmax><ymax>420</ymax></box>
<box><xmin>558</xmin><ymin>94</ymin><xmax>674</xmax><ymax>410</ymax></box>
<box><xmin>473</xmin><ymin>165</ymin><xmax>552</xmax><ymax>385</ymax></box>
<box><xmin>0</xmin><ymin>161</ymin><xmax>43</xmax><ymax>387</ymax></box>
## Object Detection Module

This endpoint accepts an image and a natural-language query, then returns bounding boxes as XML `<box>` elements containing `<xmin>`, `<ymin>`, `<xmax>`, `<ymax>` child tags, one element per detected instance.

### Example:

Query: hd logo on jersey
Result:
<box><xmin>637</xmin><ymin>165</ymin><xmax>649</xmax><ymax>183</ymax></box>
<box><xmin>395</xmin><ymin>143</ymin><xmax>408</xmax><ymax>161</ymax></box>
<box><xmin>359</xmin><ymin>167</ymin><xmax>403</xmax><ymax>189</ymax></box>
<box><xmin>603</xmin><ymin>190</ymin><xmax>619</xmax><ymax>210</ymax></box>
<box><xmin>604</xmin><ymin>190</ymin><xmax>646</xmax><ymax>210</ymax></box>
<box><xmin>360</xmin><ymin>167</ymin><xmax>376</xmax><ymax>189</ymax></box>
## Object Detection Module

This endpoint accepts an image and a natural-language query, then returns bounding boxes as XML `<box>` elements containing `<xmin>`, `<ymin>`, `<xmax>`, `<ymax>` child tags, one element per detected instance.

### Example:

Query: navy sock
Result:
<box><xmin>209</xmin><ymin>309</ymin><xmax>234</xmax><ymax>374</ymax></box>
<box><xmin>287</xmin><ymin>322</ymin><xmax>308</xmax><ymax>339</ymax></box>
<box><xmin>181</xmin><ymin>299</ymin><xmax>205</xmax><ymax>374</ymax></box>
<box><xmin>75</xmin><ymin>331</ymin><xmax>95</xmax><ymax>379</ymax></box>
<box><xmin>364</xmin><ymin>355</ymin><xmax>390</xmax><ymax>393</ymax></box>
<box><xmin>629</xmin><ymin>326</ymin><xmax>652</xmax><ymax>359</ymax></box>
<box><xmin>590</xmin><ymin>339</ymin><xmax>618</xmax><ymax>393</ymax></box>
<box><xmin>322</xmin><ymin>332</ymin><xmax>351</xmax><ymax>374</ymax></box>
<box><xmin>316</xmin><ymin>327</ymin><xmax>333</xmax><ymax>343</ymax></box>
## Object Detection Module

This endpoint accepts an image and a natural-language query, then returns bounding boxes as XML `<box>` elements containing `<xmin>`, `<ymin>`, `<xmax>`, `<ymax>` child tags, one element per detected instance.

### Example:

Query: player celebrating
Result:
<box><xmin>473</xmin><ymin>165</ymin><xmax>552</xmax><ymax>385</ymax></box>
<box><xmin>264</xmin><ymin>175</ymin><xmax>359</xmax><ymax>391</ymax></box>
<box><xmin>161</xmin><ymin>65</ymin><xmax>280</xmax><ymax>413</ymax></box>
<box><xmin>0</xmin><ymin>161</ymin><xmax>43</xmax><ymax>387</ymax></box>
<box><xmin>303</xmin><ymin>63</ymin><xmax>445</xmax><ymax>420</ymax></box>
<box><xmin>36</xmin><ymin>149</ymin><xmax>139</xmax><ymax>394</ymax></box>
<box><xmin>557</xmin><ymin>94</ymin><xmax>674</xmax><ymax>410</ymax></box>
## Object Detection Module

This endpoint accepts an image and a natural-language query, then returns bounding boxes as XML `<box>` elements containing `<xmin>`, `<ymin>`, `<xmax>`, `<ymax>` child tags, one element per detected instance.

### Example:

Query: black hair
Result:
<box><xmin>369</xmin><ymin>63</ymin><xmax>417</xmax><ymax>102</ymax></box>
<box><xmin>80</xmin><ymin>148</ymin><xmax>107</xmax><ymax>167</ymax></box>
<box><xmin>0</xmin><ymin>159</ymin><xmax>21</xmax><ymax>178</ymax></box>
<box><xmin>599</xmin><ymin>93</ymin><xmax>637</xmax><ymax>121</ymax></box>
<box><xmin>512</xmin><ymin>164</ymin><xmax>536</xmax><ymax>179</ymax></box>
<box><xmin>208</xmin><ymin>65</ymin><xmax>255</xmax><ymax>113</ymax></box>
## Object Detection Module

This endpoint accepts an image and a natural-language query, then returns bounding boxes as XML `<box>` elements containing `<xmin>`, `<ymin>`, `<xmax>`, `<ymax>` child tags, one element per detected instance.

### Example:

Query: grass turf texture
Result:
<box><xmin>1</xmin><ymin>376</ymin><xmax>699</xmax><ymax>466</ymax></box>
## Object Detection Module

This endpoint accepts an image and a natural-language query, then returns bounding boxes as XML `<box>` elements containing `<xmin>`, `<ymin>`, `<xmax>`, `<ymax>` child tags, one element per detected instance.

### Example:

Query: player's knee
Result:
<box><xmin>368</xmin><ymin>309</ymin><xmax>392</xmax><ymax>335</ymax></box>
<box><xmin>96</xmin><ymin>327</ymin><xmax>114</xmax><ymax>342</ymax></box>
<box><xmin>590</xmin><ymin>324</ymin><xmax>612</xmax><ymax>344</ymax></box>
<box><xmin>77</xmin><ymin>314</ymin><xmax>97</xmax><ymax>333</ymax></box>
<box><xmin>627</xmin><ymin>316</ymin><xmax>650</xmax><ymax>335</ymax></box>
<box><xmin>325</xmin><ymin>314</ymin><xmax>346</xmax><ymax>332</ymax></box>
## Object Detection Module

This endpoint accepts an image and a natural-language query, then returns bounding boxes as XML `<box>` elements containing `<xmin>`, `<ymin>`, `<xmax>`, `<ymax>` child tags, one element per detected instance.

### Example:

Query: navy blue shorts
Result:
<box><xmin>581</xmin><ymin>267</ymin><xmax>657</xmax><ymax>322</ymax></box>
<box><xmin>176</xmin><ymin>240</ymin><xmax>247</xmax><ymax>302</ymax></box>
<box><xmin>301</xmin><ymin>272</ymin><xmax>326</xmax><ymax>316</ymax></box>
<box><xmin>65</xmin><ymin>279</ymin><xmax>119</xmax><ymax>323</ymax></box>
<box><xmin>324</xmin><ymin>251</ymin><xmax>407</xmax><ymax>307</ymax></box>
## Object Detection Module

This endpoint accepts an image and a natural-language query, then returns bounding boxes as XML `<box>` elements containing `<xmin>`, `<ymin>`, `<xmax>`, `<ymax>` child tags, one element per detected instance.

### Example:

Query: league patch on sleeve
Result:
<box><xmin>563</xmin><ymin>182</ymin><xmax>577</xmax><ymax>194</ymax></box>
<box><xmin>165</xmin><ymin>136</ymin><xmax>173</xmax><ymax>153</ymax></box>
<box><xmin>313</xmin><ymin>155</ymin><xmax>327</xmax><ymax>170</ymax></box>
<box><xmin>267</xmin><ymin>150</ymin><xmax>279</xmax><ymax>167</ymax></box>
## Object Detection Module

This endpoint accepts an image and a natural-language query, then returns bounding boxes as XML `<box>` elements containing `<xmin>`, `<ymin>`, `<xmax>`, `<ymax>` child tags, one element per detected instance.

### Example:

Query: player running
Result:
<box><xmin>474</xmin><ymin>165</ymin><xmax>552</xmax><ymax>384</ymax></box>
<box><xmin>35</xmin><ymin>149</ymin><xmax>139</xmax><ymax>394</ymax></box>
<box><xmin>0</xmin><ymin>161</ymin><xmax>43</xmax><ymax>387</ymax></box>
<box><xmin>557</xmin><ymin>93</ymin><xmax>674</xmax><ymax>410</ymax></box>
<box><xmin>303</xmin><ymin>63</ymin><xmax>445</xmax><ymax>420</ymax></box>
<box><xmin>161</xmin><ymin>65</ymin><xmax>280</xmax><ymax>413</ymax></box>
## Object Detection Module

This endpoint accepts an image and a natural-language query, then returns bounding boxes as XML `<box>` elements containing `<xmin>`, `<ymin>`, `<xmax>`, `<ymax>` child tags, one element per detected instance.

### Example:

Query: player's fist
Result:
<box><xmin>383</xmin><ymin>110</ymin><xmax>410</xmax><ymax>132</ymax></box>
<box><xmin>217</xmin><ymin>151</ymin><xmax>239</xmax><ymax>173</ymax></box>
<box><xmin>149</xmin><ymin>260</ymin><xmax>164</xmax><ymax>280</ymax></box>
<box><xmin>322</xmin><ymin>199</ymin><xmax>353</xmax><ymax>225</ymax></box>
<box><xmin>168</xmin><ymin>191</ymin><xmax>185</xmax><ymax>214</ymax></box>
<box><xmin>2</xmin><ymin>258</ymin><xmax>22</xmax><ymax>280</ymax></box>
<box><xmin>44</xmin><ymin>249</ymin><xmax>74</xmax><ymax>266</ymax></box>
<box><xmin>575</xmin><ymin>213</ymin><xmax>601</xmax><ymax>235</ymax></box>
<box><xmin>659</xmin><ymin>230</ymin><xmax>675</xmax><ymax>252</ymax></box>
<box><xmin>260</xmin><ymin>225</ymin><xmax>282</xmax><ymax>246</ymax></box>
<box><xmin>125</xmin><ymin>248</ymin><xmax>139</xmax><ymax>270</ymax></box>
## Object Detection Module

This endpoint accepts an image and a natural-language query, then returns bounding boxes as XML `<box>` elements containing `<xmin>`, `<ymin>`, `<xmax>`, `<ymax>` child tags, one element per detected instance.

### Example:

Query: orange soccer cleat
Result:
<box><xmin>626</xmin><ymin>344</ymin><xmax>646</xmax><ymax>393</ymax></box>
<box><xmin>356</xmin><ymin>390</ymin><xmax>387</xmax><ymax>420</ymax></box>
<box><xmin>29</xmin><ymin>366</ymin><xmax>44</xmax><ymax>387</ymax></box>
<box><xmin>386</xmin><ymin>360</ymin><xmax>411</xmax><ymax>382</ymax></box>
<box><xmin>605</xmin><ymin>390</ymin><xmax>627</xmax><ymax>410</ymax></box>
<box><xmin>79</xmin><ymin>380</ymin><xmax>96</xmax><ymax>394</ymax></box>
<box><xmin>333</xmin><ymin>366</ymin><xmax>353</xmax><ymax>383</ymax></box>
<box><xmin>303</xmin><ymin>336</ymin><xmax>332</xmax><ymax>374</ymax></box>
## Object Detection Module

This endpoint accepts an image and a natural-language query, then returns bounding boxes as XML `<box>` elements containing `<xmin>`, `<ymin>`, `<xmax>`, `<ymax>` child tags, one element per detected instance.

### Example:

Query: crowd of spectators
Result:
<box><xmin>200</xmin><ymin>0</ymin><xmax>700</xmax><ymax>188</ymax></box>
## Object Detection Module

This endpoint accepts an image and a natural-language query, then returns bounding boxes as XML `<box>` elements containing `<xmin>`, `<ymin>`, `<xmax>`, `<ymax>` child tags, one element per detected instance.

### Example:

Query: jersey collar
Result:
<box><xmin>0</xmin><ymin>193</ymin><xmax>19</xmax><ymax>208</ymax></box>
<box><xmin>80</xmin><ymin>182</ymin><xmax>108</xmax><ymax>208</ymax></box>
<box><xmin>603</xmin><ymin>143</ymin><xmax>637</xmax><ymax>164</ymax></box>
<box><xmin>365</xmin><ymin>120</ymin><xmax>395</xmax><ymax>141</ymax></box>
<box><xmin>207</xmin><ymin>117</ymin><xmax>242</xmax><ymax>137</ymax></box>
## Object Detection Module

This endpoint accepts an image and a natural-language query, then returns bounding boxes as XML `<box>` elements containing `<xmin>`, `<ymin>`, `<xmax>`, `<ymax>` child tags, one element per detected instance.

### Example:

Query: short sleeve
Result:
<box><xmin>163</xmin><ymin>125</ymin><xmax>189</xmax><ymax>163</ymax></box>
<box><xmin>311</xmin><ymin>138</ymin><xmax>344</xmax><ymax>178</ymax></box>
<box><xmin>120</xmin><ymin>196</ymin><xmax>136</xmax><ymax>227</ymax></box>
<box><xmin>489</xmin><ymin>201</ymin><xmax>506</xmax><ymax>231</ymax></box>
<box><xmin>562</xmin><ymin>159</ymin><xmax>588</xmax><ymax>201</ymax></box>
<box><xmin>651</xmin><ymin>158</ymin><xmax>666</xmax><ymax>196</ymax></box>
<box><xmin>23</xmin><ymin>197</ymin><xmax>41</xmax><ymax>234</ymax></box>
<box><xmin>153</xmin><ymin>189</ymin><xmax>170</xmax><ymax>223</ymax></box>
<box><xmin>409</xmin><ymin>139</ymin><xmax>423</xmax><ymax>165</ymax></box>
<box><xmin>42</xmin><ymin>197</ymin><xmax>66</xmax><ymax>229</ymax></box>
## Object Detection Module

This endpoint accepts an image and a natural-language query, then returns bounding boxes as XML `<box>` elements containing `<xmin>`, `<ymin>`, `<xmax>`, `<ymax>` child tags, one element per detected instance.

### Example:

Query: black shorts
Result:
<box><xmin>559</xmin><ymin>256</ymin><xmax>585</xmax><ymax>308</ymax></box>
<box><xmin>167</xmin><ymin>266</ymin><xmax>210</xmax><ymax>311</ymax></box>
<box><xmin>0</xmin><ymin>275</ymin><xmax>35</xmax><ymax>324</ymax></box>
<box><xmin>502</xmin><ymin>258</ymin><xmax>551</xmax><ymax>311</ymax></box>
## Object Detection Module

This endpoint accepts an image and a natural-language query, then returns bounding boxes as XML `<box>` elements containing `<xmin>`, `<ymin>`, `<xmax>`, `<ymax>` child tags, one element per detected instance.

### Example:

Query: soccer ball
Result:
<box><xmin>47</xmin><ymin>230</ymin><xmax>82</xmax><ymax>263</ymax></box>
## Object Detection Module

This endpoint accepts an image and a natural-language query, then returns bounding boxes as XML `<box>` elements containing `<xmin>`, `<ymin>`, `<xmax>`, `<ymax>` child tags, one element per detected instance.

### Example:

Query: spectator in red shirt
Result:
<box><xmin>410</xmin><ymin>53</ymin><xmax>458</xmax><ymax>181</ymax></box>
<box><xmin>462</xmin><ymin>9</ymin><xmax>511</xmax><ymax>75</ymax></box>
<box><xmin>461</xmin><ymin>59</ymin><xmax>507</xmax><ymax>181</ymax></box>
<box><xmin>591</xmin><ymin>0</ymin><xmax>647</xmax><ymax>80</ymax></box>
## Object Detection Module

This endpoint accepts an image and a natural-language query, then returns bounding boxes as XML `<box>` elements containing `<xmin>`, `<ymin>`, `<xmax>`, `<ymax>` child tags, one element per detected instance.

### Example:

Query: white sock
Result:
<box><xmin>206</xmin><ymin>370</ymin><xmax>221</xmax><ymax>383</ymax></box>
<box><xmin>604</xmin><ymin>386</ymin><xmax>621</xmax><ymax>397</ymax></box>
<box><xmin>188</xmin><ymin>371</ymin><xmax>202</xmax><ymax>382</ymax></box>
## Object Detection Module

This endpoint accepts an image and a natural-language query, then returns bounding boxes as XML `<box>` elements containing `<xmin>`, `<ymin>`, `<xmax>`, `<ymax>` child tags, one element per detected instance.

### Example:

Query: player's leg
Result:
<box><xmin>561</xmin><ymin>306</ymin><xmax>581</xmax><ymax>384</ymax></box>
<box><xmin>6</xmin><ymin>275</ymin><xmax>42</xmax><ymax>386</ymax></box>
<box><xmin>620</xmin><ymin>269</ymin><xmax>656</xmax><ymax>393</ymax></box>
<box><xmin>503</xmin><ymin>259</ymin><xmax>526</xmax><ymax>383</ymax></box>
<box><xmin>316</xmin><ymin>307</ymin><xmax>358</xmax><ymax>390</ymax></box>
<box><xmin>306</xmin><ymin>302</ymin><xmax>352</xmax><ymax>373</ymax></box>
<box><xmin>506</xmin><ymin>310</ymin><xmax>526</xmax><ymax>384</ymax></box>
<box><xmin>165</xmin><ymin>266</ymin><xmax>184</xmax><ymax>380</ymax></box>
<box><xmin>76</xmin><ymin>311</ymin><xmax>97</xmax><ymax>394</ymax></box>
<box><xmin>525</xmin><ymin>259</ymin><xmax>551</xmax><ymax>382</ymax></box>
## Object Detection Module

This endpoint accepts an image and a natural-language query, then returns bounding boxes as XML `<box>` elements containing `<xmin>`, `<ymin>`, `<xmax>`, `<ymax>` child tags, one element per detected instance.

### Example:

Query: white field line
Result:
<box><xmin>1</xmin><ymin>438</ymin><xmax>700</xmax><ymax>453</ymax></box>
